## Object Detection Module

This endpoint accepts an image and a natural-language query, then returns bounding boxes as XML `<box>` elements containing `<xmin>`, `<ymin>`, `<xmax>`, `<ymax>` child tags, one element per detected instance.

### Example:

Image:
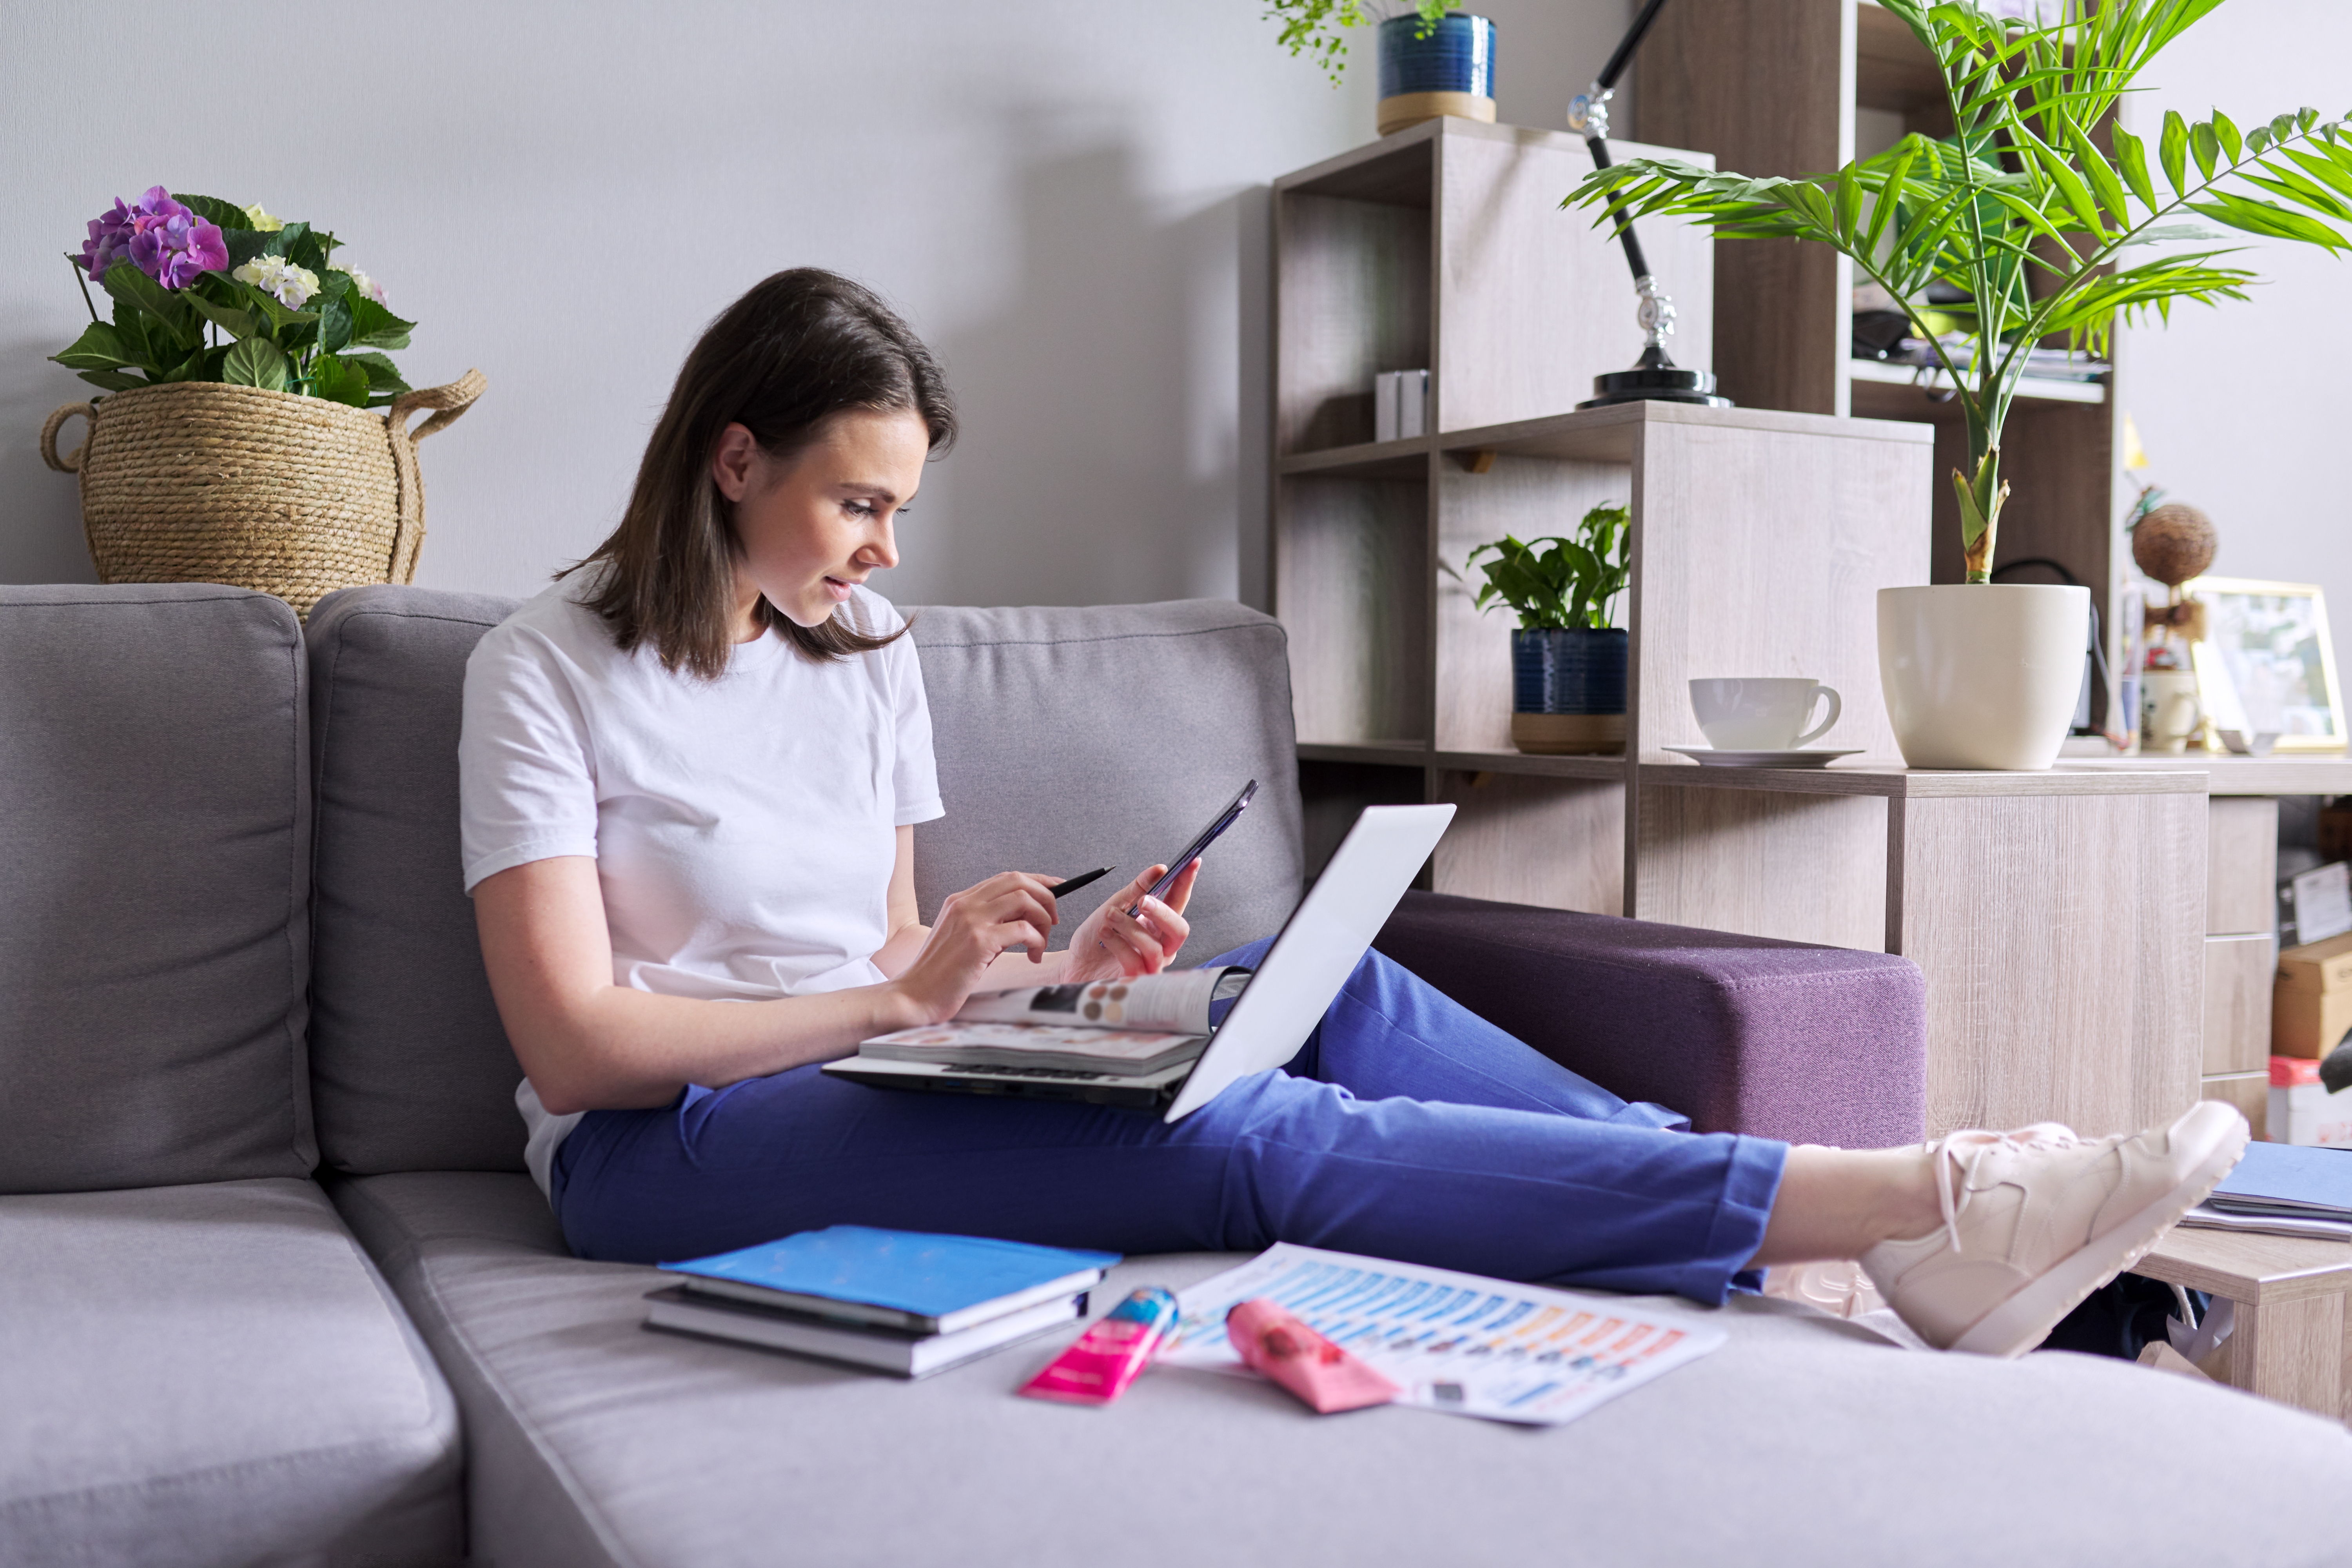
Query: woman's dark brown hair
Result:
<box><xmin>570</xmin><ymin>268</ymin><xmax>956</xmax><ymax>677</ymax></box>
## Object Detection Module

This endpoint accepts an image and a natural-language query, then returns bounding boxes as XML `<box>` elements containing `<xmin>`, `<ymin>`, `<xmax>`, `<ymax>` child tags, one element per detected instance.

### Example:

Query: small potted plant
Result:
<box><xmin>1467</xmin><ymin>501</ymin><xmax>1630</xmax><ymax>755</ymax></box>
<box><xmin>1265</xmin><ymin>1</ymin><xmax>1497</xmax><ymax>140</ymax></box>
<box><xmin>1570</xmin><ymin>0</ymin><xmax>2352</xmax><ymax>768</ymax></box>
<box><xmin>40</xmin><ymin>188</ymin><xmax>484</xmax><ymax>619</ymax></box>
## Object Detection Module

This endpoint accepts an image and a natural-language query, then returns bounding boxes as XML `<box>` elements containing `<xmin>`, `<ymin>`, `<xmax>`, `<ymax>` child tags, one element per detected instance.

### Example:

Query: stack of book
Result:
<box><xmin>644</xmin><ymin>1225</ymin><xmax>1118</xmax><ymax>1378</ymax></box>
<box><xmin>2179</xmin><ymin>1142</ymin><xmax>2352</xmax><ymax>1241</ymax></box>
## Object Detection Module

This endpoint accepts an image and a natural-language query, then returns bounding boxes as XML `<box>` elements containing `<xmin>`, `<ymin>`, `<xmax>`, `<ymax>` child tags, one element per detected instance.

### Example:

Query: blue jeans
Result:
<box><xmin>553</xmin><ymin>940</ymin><xmax>1789</xmax><ymax>1305</ymax></box>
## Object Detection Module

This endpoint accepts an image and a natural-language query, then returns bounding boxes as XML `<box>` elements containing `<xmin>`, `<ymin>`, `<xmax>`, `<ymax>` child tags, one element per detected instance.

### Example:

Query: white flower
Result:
<box><xmin>233</xmin><ymin>254</ymin><xmax>320</xmax><ymax>309</ymax></box>
<box><xmin>241</xmin><ymin>203</ymin><xmax>285</xmax><ymax>232</ymax></box>
<box><xmin>330</xmin><ymin>262</ymin><xmax>387</xmax><ymax>305</ymax></box>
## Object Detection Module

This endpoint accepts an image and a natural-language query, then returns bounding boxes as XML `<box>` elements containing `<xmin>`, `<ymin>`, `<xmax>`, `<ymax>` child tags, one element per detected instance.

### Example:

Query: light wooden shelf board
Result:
<box><xmin>1846</xmin><ymin>357</ymin><xmax>2108</xmax><ymax>412</ymax></box>
<box><xmin>1278</xmin><ymin>437</ymin><xmax>1432</xmax><ymax>479</ymax></box>
<box><xmin>1275</xmin><ymin>122</ymin><xmax>1437</xmax><ymax>206</ymax></box>
<box><xmin>1637</xmin><ymin>759</ymin><xmax>2207</xmax><ymax>798</ymax></box>
<box><xmin>1426</xmin><ymin>399</ymin><xmax>1934</xmax><ymax>469</ymax></box>
<box><xmin>1296</xmin><ymin>741</ymin><xmax>1430</xmax><ymax>768</ymax></box>
<box><xmin>2059</xmin><ymin>755</ymin><xmax>2352</xmax><ymax>797</ymax></box>
<box><xmin>1433</xmin><ymin>749</ymin><xmax>1630</xmax><ymax>783</ymax></box>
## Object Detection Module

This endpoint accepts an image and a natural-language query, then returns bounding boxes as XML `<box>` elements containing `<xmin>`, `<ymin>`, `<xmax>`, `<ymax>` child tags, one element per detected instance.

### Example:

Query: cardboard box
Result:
<box><xmin>2272</xmin><ymin>932</ymin><xmax>2352</xmax><ymax>1056</ymax></box>
<box><xmin>2269</xmin><ymin>1056</ymin><xmax>2352</xmax><ymax>1147</ymax></box>
<box><xmin>2277</xmin><ymin>931</ymin><xmax>2352</xmax><ymax>995</ymax></box>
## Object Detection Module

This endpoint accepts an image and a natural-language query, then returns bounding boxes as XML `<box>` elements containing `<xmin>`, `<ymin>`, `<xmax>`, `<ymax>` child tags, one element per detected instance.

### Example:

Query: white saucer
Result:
<box><xmin>1663</xmin><ymin>746</ymin><xmax>1864</xmax><ymax>769</ymax></box>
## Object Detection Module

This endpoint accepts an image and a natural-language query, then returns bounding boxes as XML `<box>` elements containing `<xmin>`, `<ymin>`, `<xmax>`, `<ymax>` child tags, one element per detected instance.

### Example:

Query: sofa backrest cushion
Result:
<box><xmin>0</xmin><ymin>585</ymin><xmax>314</xmax><ymax>1192</ymax></box>
<box><xmin>907</xmin><ymin>603</ymin><xmax>1302</xmax><ymax>963</ymax></box>
<box><xmin>306</xmin><ymin>589</ymin><xmax>1304</xmax><ymax>1176</ymax></box>
<box><xmin>308</xmin><ymin>587</ymin><xmax>524</xmax><ymax>1175</ymax></box>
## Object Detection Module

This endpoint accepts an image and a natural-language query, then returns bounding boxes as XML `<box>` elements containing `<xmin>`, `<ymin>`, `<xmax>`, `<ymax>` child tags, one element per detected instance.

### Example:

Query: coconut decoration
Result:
<box><xmin>2131</xmin><ymin>502</ymin><xmax>2217</xmax><ymax>590</ymax></box>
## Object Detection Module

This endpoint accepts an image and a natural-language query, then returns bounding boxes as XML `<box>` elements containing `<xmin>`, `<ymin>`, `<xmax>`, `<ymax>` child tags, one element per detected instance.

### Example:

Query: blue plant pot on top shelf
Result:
<box><xmin>1510</xmin><ymin>627</ymin><xmax>1626</xmax><ymax>755</ymax></box>
<box><xmin>1376</xmin><ymin>13</ymin><xmax>1497</xmax><ymax>139</ymax></box>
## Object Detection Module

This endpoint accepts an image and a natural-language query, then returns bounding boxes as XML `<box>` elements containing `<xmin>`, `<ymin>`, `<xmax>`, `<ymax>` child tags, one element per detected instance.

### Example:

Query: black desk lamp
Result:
<box><xmin>1568</xmin><ymin>0</ymin><xmax>1730</xmax><ymax>408</ymax></box>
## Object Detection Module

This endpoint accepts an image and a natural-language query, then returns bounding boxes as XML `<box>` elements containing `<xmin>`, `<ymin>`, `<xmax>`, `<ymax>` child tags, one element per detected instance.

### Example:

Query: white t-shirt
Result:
<box><xmin>459</xmin><ymin>577</ymin><xmax>944</xmax><ymax>1198</ymax></box>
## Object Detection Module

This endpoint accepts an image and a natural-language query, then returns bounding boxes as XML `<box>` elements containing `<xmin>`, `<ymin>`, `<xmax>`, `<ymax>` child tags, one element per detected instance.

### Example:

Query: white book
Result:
<box><xmin>644</xmin><ymin>1286</ymin><xmax>1087</xmax><ymax>1378</ymax></box>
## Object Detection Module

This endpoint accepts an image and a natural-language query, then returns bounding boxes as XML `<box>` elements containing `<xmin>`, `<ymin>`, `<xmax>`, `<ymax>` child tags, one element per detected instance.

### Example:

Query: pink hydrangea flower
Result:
<box><xmin>86</xmin><ymin>187</ymin><xmax>229</xmax><ymax>289</ymax></box>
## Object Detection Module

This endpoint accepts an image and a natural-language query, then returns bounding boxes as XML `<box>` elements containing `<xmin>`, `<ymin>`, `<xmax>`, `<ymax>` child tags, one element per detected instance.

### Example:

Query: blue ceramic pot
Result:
<box><xmin>1377</xmin><ymin>12</ymin><xmax>1497</xmax><ymax>101</ymax></box>
<box><xmin>1512</xmin><ymin>628</ymin><xmax>1627</xmax><ymax>715</ymax></box>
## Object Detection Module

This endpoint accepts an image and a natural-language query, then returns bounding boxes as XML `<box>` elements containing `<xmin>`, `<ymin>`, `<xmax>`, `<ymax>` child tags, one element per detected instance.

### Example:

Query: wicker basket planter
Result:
<box><xmin>40</xmin><ymin>370</ymin><xmax>484</xmax><ymax>619</ymax></box>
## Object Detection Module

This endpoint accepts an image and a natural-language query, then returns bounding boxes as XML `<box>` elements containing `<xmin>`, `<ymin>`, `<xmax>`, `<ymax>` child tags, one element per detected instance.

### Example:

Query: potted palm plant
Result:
<box><xmin>1569</xmin><ymin>0</ymin><xmax>2351</xmax><ymax>768</ymax></box>
<box><xmin>1467</xmin><ymin>502</ymin><xmax>1630</xmax><ymax>754</ymax></box>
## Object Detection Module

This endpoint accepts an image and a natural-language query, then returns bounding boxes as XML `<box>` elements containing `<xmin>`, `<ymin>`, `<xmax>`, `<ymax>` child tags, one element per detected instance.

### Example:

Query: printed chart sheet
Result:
<box><xmin>1163</xmin><ymin>1244</ymin><xmax>1725</xmax><ymax>1426</ymax></box>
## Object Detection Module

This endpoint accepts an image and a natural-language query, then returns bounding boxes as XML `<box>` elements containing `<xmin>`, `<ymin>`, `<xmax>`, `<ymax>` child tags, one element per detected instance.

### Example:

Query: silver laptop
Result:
<box><xmin>824</xmin><ymin>804</ymin><xmax>1455</xmax><ymax>1121</ymax></box>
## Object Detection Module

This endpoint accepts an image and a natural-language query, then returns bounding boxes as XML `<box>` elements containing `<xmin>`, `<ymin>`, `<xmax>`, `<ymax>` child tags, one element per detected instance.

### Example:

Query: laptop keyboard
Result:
<box><xmin>943</xmin><ymin>1063</ymin><xmax>1125</xmax><ymax>1081</ymax></box>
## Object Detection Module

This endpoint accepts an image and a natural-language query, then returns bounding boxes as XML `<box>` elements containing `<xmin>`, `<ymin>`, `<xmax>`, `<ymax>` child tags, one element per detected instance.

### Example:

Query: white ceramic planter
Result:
<box><xmin>1877</xmin><ymin>584</ymin><xmax>2089</xmax><ymax>770</ymax></box>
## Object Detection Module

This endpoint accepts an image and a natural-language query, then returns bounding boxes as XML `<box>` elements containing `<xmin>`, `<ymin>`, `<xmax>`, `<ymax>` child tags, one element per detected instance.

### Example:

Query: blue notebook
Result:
<box><xmin>2209</xmin><ymin>1142</ymin><xmax>2352</xmax><ymax>1219</ymax></box>
<box><xmin>660</xmin><ymin>1226</ymin><xmax>1120</xmax><ymax>1336</ymax></box>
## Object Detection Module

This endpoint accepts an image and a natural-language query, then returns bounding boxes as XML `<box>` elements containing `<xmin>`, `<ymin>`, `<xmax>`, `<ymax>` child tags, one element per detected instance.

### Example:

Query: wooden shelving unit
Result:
<box><xmin>1269</xmin><ymin>114</ymin><xmax>2209</xmax><ymax>1139</ymax></box>
<box><xmin>1635</xmin><ymin>0</ymin><xmax>2130</xmax><ymax>704</ymax></box>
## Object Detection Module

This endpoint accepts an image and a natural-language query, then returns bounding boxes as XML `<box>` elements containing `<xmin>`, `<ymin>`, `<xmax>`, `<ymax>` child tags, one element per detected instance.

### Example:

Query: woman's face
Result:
<box><xmin>713</xmin><ymin>408</ymin><xmax>931</xmax><ymax>635</ymax></box>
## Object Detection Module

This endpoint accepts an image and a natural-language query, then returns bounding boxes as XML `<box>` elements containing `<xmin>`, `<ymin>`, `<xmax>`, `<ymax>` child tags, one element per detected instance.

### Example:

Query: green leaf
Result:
<box><xmin>222</xmin><ymin>336</ymin><xmax>291</xmax><ymax>392</ymax></box>
<box><xmin>340</xmin><ymin>350</ymin><xmax>410</xmax><ymax>392</ymax></box>
<box><xmin>2192</xmin><ymin>119</ymin><xmax>2221</xmax><ymax>180</ymax></box>
<box><xmin>224</xmin><ymin>227</ymin><xmax>274</xmax><ymax>269</ymax></box>
<box><xmin>1834</xmin><ymin>163</ymin><xmax>1864</xmax><ymax>244</ymax></box>
<box><xmin>171</xmin><ymin>194</ymin><xmax>252</xmax><ymax>232</ymax></box>
<box><xmin>2065</xmin><ymin>114</ymin><xmax>2133</xmax><ymax>226</ymax></box>
<box><xmin>287</xmin><ymin>227</ymin><xmax>328</xmax><ymax>274</ymax></box>
<box><xmin>262</xmin><ymin>221</ymin><xmax>310</xmax><ymax>260</ymax></box>
<box><xmin>2281</xmin><ymin>145</ymin><xmax>2352</xmax><ymax>202</ymax></box>
<box><xmin>2249</xmin><ymin>126</ymin><xmax>2272</xmax><ymax>156</ymax></box>
<box><xmin>2239</xmin><ymin>168</ymin><xmax>2352</xmax><ymax>223</ymax></box>
<box><xmin>99</xmin><ymin>260</ymin><xmax>196</xmax><ymax>342</ymax></box>
<box><xmin>2161</xmin><ymin>109</ymin><xmax>2190</xmax><ymax>194</ymax></box>
<box><xmin>307</xmin><ymin>352</ymin><xmax>372</xmax><ymax>408</ymax></box>
<box><xmin>183</xmin><ymin>290</ymin><xmax>262</xmax><ymax>340</ymax></box>
<box><xmin>1863</xmin><ymin>140</ymin><xmax>1918</xmax><ymax>256</ymax></box>
<box><xmin>346</xmin><ymin>294</ymin><xmax>414</xmax><ymax>351</ymax></box>
<box><xmin>2190</xmin><ymin>194</ymin><xmax>2351</xmax><ymax>250</ymax></box>
<box><xmin>2112</xmin><ymin>123</ymin><xmax>2159</xmax><ymax>211</ymax></box>
<box><xmin>2212</xmin><ymin>109</ymin><xmax>2243</xmax><ymax>166</ymax></box>
<box><xmin>76</xmin><ymin>368</ymin><xmax>149</xmax><ymax>392</ymax></box>
<box><xmin>315</xmin><ymin>292</ymin><xmax>354</xmax><ymax>356</ymax></box>
<box><xmin>158</xmin><ymin>343</ymin><xmax>215</xmax><ymax>383</ymax></box>
<box><xmin>2028</xmin><ymin>133</ymin><xmax>2109</xmax><ymax>238</ymax></box>
<box><xmin>50</xmin><ymin>320</ymin><xmax>135</xmax><ymax>371</ymax></box>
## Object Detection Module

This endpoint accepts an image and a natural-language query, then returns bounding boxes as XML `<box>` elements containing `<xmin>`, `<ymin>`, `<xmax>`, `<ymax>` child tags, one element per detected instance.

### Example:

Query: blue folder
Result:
<box><xmin>661</xmin><ymin>1226</ymin><xmax>1121</xmax><ymax>1333</ymax></box>
<box><xmin>2209</xmin><ymin>1141</ymin><xmax>2352</xmax><ymax>1217</ymax></box>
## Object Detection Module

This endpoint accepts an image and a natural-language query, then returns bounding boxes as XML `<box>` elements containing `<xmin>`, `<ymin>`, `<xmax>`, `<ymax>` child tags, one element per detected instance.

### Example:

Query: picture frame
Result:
<box><xmin>2183</xmin><ymin>576</ymin><xmax>2348</xmax><ymax>753</ymax></box>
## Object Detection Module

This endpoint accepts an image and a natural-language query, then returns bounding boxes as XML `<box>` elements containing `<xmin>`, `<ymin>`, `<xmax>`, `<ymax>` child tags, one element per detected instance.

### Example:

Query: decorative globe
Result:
<box><xmin>2131</xmin><ymin>503</ymin><xmax>2216</xmax><ymax>589</ymax></box>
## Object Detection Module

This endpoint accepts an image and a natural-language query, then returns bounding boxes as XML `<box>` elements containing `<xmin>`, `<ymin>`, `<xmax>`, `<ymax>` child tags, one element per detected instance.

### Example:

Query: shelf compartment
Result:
<box><xmin>1436</xmin><ymin>452</ymin><xmax>1632</xmax><ymax>755</ymax></box>
<box><xmin>1847</xmin><ymin>357</ymin><xmax>2108</xmax><ymax>414</ymax></box>
<box><xmin>1299</xmin><ymin>756</ymin><xmax>1430</xmax><ymax>886</ymax></box>
<box><xmin>1277</xmin><ymin>472</ymin><xmax>1431</xmax><ymax>750</ymax></box>
<box><xmin>1434</xmin><ymin>769</ymin><xmax>1625</xmax><ymax>914</ymax></box>
<box><xmin>1276</xmin><ymin>140</ymin><xmax>1432</xmax><ymax>456</ymax></box>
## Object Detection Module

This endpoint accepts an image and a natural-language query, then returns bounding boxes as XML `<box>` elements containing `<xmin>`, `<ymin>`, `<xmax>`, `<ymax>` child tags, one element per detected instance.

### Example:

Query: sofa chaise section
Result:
<box><xmin>0</xmin><ymin>586</ymin><xmax>461</xmax><ymax>1567</ymax></box>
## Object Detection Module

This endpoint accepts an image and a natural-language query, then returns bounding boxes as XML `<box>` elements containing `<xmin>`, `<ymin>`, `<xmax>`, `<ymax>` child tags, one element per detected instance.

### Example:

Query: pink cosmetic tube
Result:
<box><xmin>1226</xmin><ymin>1298</ymin><xmax>1400</xmax><ymax>1414</ymax></box>
<box><xmin>1019</xmin><ymin>1287</ymin><xmax>1179</xmax><ymax>1406</ymax></box>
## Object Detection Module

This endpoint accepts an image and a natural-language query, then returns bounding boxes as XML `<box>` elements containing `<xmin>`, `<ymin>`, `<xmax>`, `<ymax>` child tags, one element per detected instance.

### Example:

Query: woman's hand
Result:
<box><xmin>1061</xmin><ymin>861</ymin><xmax>1198</xmax><ymax>985</ymax></box>
<box><xmin>887</xmin><ymin>871</ymin><xmax>1063</xmax><ymax>1024</ymax></box>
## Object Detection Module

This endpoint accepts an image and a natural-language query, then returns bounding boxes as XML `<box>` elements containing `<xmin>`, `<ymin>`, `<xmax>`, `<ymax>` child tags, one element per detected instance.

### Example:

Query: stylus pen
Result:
<box><xmin>1051</xmin><ymin>866</ymin><xmax>1113</xmax><ymax>899</ymax></box>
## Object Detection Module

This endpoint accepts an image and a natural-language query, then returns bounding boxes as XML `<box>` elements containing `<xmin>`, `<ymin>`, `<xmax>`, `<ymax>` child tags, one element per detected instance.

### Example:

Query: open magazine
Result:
<box><xmin>857</xmin><ymin>966</ymin><xmax>1253</xmax><ymax>1077</ymax></box>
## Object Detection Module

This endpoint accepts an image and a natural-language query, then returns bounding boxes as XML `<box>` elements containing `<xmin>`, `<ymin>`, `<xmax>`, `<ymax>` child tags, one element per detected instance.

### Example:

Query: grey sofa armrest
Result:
<box><xmin>1372</xmin><ymin>891</ymin><xmax>1926</xmax><ymax>1150</ymax></box>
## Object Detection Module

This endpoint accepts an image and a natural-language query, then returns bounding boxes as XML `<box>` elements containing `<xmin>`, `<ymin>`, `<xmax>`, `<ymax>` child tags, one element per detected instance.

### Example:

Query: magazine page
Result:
<box><xmin>859</xmin><ymin>1023</ymin><xmax>1209</xmax><ymax>1076</ymax></box>
<box><xmin>949</xmin><ymin>965</ymin><xmax>1248</xmax><ymax>1035</ymax></box>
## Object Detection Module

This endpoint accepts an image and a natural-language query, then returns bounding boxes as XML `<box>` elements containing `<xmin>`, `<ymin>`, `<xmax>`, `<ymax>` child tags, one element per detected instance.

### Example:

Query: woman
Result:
<box><xmin>462</xmin><ymin>268</ymin><xmax>2244</xmax><ymax>1359</ymax></box>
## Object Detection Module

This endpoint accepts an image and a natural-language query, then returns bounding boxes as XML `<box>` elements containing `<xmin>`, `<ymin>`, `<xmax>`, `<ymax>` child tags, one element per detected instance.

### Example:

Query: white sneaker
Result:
<box><xmin>1860</xmin><ymin>1101</ymin><xmax>2250</xmax><ymax>1358</ymax></box>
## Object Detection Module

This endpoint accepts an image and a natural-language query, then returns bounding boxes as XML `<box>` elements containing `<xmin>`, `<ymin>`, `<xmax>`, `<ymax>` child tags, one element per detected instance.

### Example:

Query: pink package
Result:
<box><xmin>1018</xmin><ymin>1286</ymin><xmax>1178</xmax><ymax>1406</ymax></box>
<box><xmin>1226</xmin><ymin>1298</ymin><xmax>1400</xmax><ymax>1414</ymax></box>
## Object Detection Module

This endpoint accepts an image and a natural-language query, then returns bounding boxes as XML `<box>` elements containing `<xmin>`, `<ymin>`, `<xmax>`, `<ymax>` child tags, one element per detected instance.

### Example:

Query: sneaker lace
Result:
<box><xmin>1932</xmin><ymin>1123</ymin><xmax>2079</xmax><ymax>1257</ymax></box>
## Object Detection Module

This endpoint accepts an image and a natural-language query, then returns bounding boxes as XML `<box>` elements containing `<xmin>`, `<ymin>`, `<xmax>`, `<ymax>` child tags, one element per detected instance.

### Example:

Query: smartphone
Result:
<box><xmin>1128</xmin><ymin>780</ymin><xmax>1258</xmax><ymax>917</ymax></box>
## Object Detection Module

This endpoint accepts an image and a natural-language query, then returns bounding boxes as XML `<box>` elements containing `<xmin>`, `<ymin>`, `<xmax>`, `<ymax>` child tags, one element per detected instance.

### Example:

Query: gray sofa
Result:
<box><xmin>5</xmin><ymin>582</ymin><xmax>2348</xmax><ymax>1568</ymax></box>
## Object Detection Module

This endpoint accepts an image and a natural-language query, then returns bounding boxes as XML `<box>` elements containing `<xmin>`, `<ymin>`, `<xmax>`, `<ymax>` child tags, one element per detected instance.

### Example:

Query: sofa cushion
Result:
<box><xmin>334</xmin><ymin>1170</ymin><xmax>2351</xmax><ymax>1568</ymax></box>
<box><xmin>307</xmin><ymin>586</ymin><xmax>526</xmax><ymax>1176</ymax></box>
<box><xmin>305</xmin><ymin>590</ymin><xmax>1306</xmax><ymax>1177</ymax></box>
<box><xmin>0</xmin><ymin>1178</ymin><xmax>461</xmax><ymax>1566</ymax></box>
<box><xmin>907</xmin><ymin>602</ymin><xmax>1303</xmax><ymax>962</ymax></box>
<box><xmin>0</xmin><ymin>584</ymin><xmax>313</xmax><ymax>1192</ymax></box>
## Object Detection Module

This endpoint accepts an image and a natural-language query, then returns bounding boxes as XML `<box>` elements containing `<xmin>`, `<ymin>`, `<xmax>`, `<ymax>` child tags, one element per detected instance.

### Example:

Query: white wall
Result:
<box><xmin>1</xmin><ymin>0</ymin><xmax>1626</xmax><ymax>612</ymax></box>
<box><xmin>2127</xmin><ymin>1</ymin><xmax>2352</xmax><ymax>618</ymax></box>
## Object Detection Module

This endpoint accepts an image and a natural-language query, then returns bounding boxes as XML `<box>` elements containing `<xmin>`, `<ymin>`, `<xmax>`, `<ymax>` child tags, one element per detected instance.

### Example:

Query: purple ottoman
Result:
<box><xmin>1374</xmin><ymin>891</ymin><xmax>1927</xmax><ymax>1151</ymax></box>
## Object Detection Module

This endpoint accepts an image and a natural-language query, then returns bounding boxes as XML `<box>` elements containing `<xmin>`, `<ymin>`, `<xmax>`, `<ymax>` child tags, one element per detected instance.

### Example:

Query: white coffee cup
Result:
<box><xmin>1689</xmin><ymin>678</ymin><xmax>1842</xmax><ymax>750</ymax></box>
